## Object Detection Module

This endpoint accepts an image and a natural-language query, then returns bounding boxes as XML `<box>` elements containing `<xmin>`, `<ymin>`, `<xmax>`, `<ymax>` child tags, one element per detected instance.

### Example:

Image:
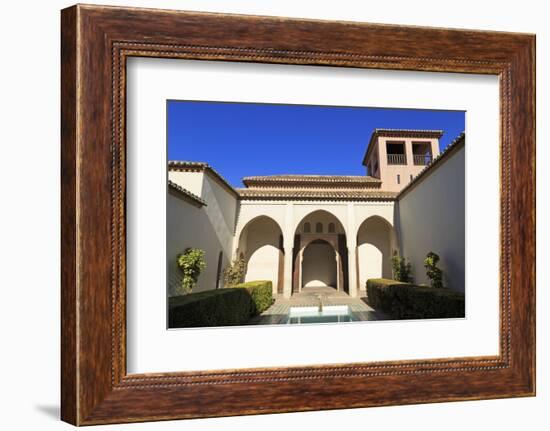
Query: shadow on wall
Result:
<box><xmin>302</xmin><ymin>240</ymin><xmax>337</xmax><ymax>287</ymax></box>
<box><xmin>440</xmin><ymin>252</ymin><xmax>464</xmax><ymax>292</ymax></box>
<box><xmin>239</xmin><ymin>216</ymin><xmax>283</xmax><ymax>290</ymax></box>
<box><xmin>357</xmin><ymin>216</ymin><xmax>393</xmax><ymax>288</ymax></box>
<box><xmin>167</xmin><ymin>196</ymin><xmax>229</xmax><ymax>297</ymax></box>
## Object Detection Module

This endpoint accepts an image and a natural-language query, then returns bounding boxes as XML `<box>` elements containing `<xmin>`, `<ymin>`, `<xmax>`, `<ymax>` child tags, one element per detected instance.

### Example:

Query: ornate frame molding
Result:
<box><xmin>61</xmin><ymin>5</ymin><xmax>535</xmax><ymax>425</ymax></box>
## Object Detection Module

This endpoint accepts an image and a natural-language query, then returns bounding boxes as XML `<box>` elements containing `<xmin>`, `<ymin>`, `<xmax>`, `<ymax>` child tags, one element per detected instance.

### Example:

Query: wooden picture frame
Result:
<box><xmin>61</xmin><ymin>4</ymin><xmax>535</xmax><ymax>425</ymax></box>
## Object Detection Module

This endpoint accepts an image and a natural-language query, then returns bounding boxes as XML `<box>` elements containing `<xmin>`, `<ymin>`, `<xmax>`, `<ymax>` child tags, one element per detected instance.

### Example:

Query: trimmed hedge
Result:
<box><xmin>169</xmin><ymin>280</ymin><xmax>273</xmax><ymax>328</ymax></box>
<box><xmin>232</xmin><ymin>280</ymin><xmax>274</xmax><ymax>314</ymax></box>
<box><xmin>366</xmin><ymin>278</ymin><xmax>464</xmax><ymax>319</ymax></box>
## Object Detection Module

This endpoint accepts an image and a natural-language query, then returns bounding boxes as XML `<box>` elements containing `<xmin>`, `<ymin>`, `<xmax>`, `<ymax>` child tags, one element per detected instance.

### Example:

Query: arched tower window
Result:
<box><xmin>328</xmin><ymin>222</ymin><xmax>335</xmax><ymax>233</ymax></box>
<box><xmin>303</xmin><ymin>222</ymin><xmax>311</xmax><ymax>233</ymax></box>
<box><xmin>315</xmin><ymin>222</ymin><xmax>323</xmax><ymax>233</ymax></box>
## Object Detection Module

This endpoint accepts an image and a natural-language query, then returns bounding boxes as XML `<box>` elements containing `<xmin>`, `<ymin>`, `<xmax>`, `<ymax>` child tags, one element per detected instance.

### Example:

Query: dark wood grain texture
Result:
<box><xmin>60</xmin><ymin>6</ymin><xmax>78</xmax><ymax>425</ymax></box>
<box><xmin>60</xmin><ymin>4</ymin><xmax>535</xmax><ymax>426</ymax></box>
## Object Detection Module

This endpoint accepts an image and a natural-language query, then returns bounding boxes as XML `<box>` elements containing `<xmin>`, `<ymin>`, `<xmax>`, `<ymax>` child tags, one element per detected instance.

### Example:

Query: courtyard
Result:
<box><xmin>166</xmin><ymin>109</ymin><xmax>467</xmax><ymax>328</ymax></box>
<box><xmin>248</xmin><ymin>286</ymin><xmax>388</xmax><ymax>325</ymax></box>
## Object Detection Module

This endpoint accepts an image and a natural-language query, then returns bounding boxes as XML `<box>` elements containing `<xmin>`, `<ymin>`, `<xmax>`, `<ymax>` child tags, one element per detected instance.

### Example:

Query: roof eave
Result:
<box><xmin>362</xmin><ymin>129</ymin><xmax>445</xmax><ymax>166</ymax></box>
<box><xmin>168</xmin><ymin>161</ymin><xmax>239</xmax><ymax>198</ymax></box>
<box><xmin>238</xmin><ymin>195</ymin><xmax>397</xmax><ymax>202</ymax></box>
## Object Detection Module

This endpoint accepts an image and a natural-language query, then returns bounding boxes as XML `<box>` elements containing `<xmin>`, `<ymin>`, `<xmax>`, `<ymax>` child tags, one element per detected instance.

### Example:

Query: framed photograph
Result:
<box><xmin>61</xmin><ymin>4</ymin><xmax>536</xmax><ymax>425</ymax></box>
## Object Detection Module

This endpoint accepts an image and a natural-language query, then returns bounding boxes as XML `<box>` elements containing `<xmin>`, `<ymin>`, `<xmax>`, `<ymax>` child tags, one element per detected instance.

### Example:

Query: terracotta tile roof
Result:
<box><xmin>371</xmin><ymin>128</ymin><xmax>444</xmax><ymax>137</ymax></box>
<box><xmin>168</xmin><ymin>161</ymin><xmax>238</xmax><ymax>197</ymax></box>
<box><xmin>363</xmin><ymin>128</ymin><xmax>444</xmax><ymax>166</ymax></box>
<box><xmin>168</xmin><ymin>180</ymin><xmax>207</xmax><ymax>207</ymax></box>
<box><xmin>242</xmin><ymin>174</ymin><xmax>381</xmax><ymax>188</ymax></box>
<box><xmin>168</xmin><ymin>161</ymin><xmax>208</xmax><ymax>170</ymax></box>
<box><xmin>237</xmin><ymin>188</ymin><xmax>398</xmax><ymax>201</ymax></box>
<box><xmin>397</xmin><ymin>131</ymin><xmax>465</xmax><ymax>199</ymax></box>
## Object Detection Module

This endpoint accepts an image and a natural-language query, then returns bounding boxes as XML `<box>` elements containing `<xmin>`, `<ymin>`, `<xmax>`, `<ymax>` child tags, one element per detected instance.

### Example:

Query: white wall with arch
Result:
<box><xmin>356</xmin><ymin>216</ymin><xmax>396</xmax><ymax>290</ymax></box>
<box><xmin>237</xmin><ymin>215</ymin><xmax>283</xmax><ymax>294</ymax></box>
<box><xmin>292</xmin><ymin>204</ymin><xmax>349</xmax><ymax>236</ymax></box>
<box><xmin>234</xmin><ymin>203</ymin><xmax>286</xmax><ymax>252</ymax></box>
<box><xmin>235</xmin><ymin>200</ymin><xmax>399</xmax><ymax>295</ymax></box>
<box><xmin>353</xmin><ymin>203</ymin><xmax>395</xmax><ymax>232</ymax></box>
<box><xmin>295</xmin><ymin>209</ymin><xmax>346</xmax><ymax>235</ymax></box>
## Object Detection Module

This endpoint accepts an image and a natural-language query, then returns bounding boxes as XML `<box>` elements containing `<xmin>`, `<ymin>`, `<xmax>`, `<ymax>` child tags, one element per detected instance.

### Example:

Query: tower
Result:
<box><xmin>362</xmin><ymin>129</ymin><xmax>442</xmax><ymax>192</ymax></box>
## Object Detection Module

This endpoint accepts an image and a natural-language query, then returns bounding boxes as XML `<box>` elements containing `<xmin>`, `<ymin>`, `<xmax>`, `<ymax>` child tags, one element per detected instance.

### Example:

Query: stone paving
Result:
<box><xmin>248</xmin><ymin>286</ymin><xmax>389</xmax><ymax>325</ymax></box>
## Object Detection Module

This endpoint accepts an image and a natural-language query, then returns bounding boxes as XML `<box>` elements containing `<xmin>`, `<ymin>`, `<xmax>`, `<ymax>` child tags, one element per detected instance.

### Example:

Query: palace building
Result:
<box><xmin>167</xmin><ymin>129</ymin><xmax>465</xmax><ymax>298</ymax></box>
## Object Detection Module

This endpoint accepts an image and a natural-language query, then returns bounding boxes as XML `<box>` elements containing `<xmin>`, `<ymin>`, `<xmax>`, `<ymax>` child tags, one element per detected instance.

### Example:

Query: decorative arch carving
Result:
<box><xmin>293</xmin><ymin>208</ymin><xmax>348</xmax><ymax>237</ymax></box>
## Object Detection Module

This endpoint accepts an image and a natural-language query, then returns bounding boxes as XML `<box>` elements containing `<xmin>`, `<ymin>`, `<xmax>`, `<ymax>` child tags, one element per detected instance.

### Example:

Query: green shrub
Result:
<box><xmin>393</xmin><ymin>284</ymin><xmax>464</xmax><ymax>319</ymax></box>
<box><xmin>168</xmin><ymin>280</ymin><xmax>274</xmax><ymax>328</ymax></box>
<box><xmin>232</xmin><ymin>280</ymin><xmax>274</xmax><ymax>314</ymax></box>
<box><xmin>177</xmin><ymin>248</ymin><xmax>206</xmax><ymax>294</ymax></box>
<box><xmin>223</xmin><ymin>257</ymin><xmax>246</xmax><ymax>286</ymax></box>
<box><xmin>424</xmin><ymin>251</ymin><xmax>444</xmax><ymax>289</ymax></box>
<box><xmin>366</xmin><ymin>278</ymin><xmax>464</xmax><ymax>319</ymax></box>
<box><xmin>169</xmin><ymin>288</ymin><xmax>254</xmax><ymax>328</ymax></box>
<box><xmin>366</xmin><ymin>278</ymin><xmax>408</xmax><ymax>311</ymax></box>
<box><xmin>391</xmin><ymin>252</ymin><xmax>412</xmax><ymax>282</ymax></box>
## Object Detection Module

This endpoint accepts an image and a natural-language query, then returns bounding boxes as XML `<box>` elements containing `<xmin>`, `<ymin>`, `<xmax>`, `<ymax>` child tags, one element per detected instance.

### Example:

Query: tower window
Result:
<box><xmin>315</xmin><ymin>222</ymin><xmax>323</xmax><ymax>233</ymax></box>
<box><xmin>328</xmin><ymin>222</ymin><xmax>335</xmax><ymax>233</ymax></box>
<box><xmin>304</xmin><ymin>222</ymin><xmax>311</xmax><ymax>233</ymax></box>
<box><xmin>412</xmin><ymin>141</ymin><xmax>433</xmax><ymax>165</ymax></box>
<box><xmin>386</xmin><ymin>141</ymin><xmax>406</xmax><ymax>165</ymax></box>
<box><xmin>397</xmin><ymin>174</ymin><xmax>401</xmax><ymax>184</ymax></box>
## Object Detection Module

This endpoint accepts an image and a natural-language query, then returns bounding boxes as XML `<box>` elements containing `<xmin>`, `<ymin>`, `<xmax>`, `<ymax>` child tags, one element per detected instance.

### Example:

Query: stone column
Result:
<box><xmin>335</xmin><ymin>251</ymin><xmax>340</xmax><ymax>291</ymax></box>
<box><xmin>298</xmin><ymin>248</ymin><xmax>304</xmax><ymax>292</ymax></box>
<box><xmin>283</xmin><ymin>247</ymin><xmax>293</xmax><ymax>298</ymax></box>
<box><xmin>282</xmin><ymin>203</ymin><xmax>295</xmax><ymax>298</ymax></box>
<box><xmin>347</xmin><ymin>203</ymin><xmax>358</xmax><ymax>297</ymax></box>
<box><xmin>405</xmin><ymin>137</ymin><xmax>414</xmax><ymax>167</ymax></box>
<box><xmin>347</xmin><ymin>245</ymin><xmax>358</xmax><ymax>297</ymax></box>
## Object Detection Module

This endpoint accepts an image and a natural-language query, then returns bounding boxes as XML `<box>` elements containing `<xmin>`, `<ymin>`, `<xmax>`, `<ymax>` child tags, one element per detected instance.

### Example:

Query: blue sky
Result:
<box><xmin>167</xmin><ymin>101</ymin><xmax>465</xmax><ymax>187</ymax></box>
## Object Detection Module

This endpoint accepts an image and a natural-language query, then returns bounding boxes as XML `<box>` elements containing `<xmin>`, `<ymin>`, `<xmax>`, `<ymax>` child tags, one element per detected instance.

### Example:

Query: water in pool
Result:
<box><xmin>285</xmin><ymin>305</ymin><xmax>356</xmax><ymax>324</ymax></box>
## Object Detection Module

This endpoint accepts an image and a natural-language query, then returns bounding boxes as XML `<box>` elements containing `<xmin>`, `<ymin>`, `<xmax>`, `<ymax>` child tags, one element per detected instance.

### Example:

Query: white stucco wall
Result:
<box><xmin>396</xmin><ymin>144</ymin><xmax>465</xmax><ymax>292</ymax></box>
<box><xmin>354</xmin><ymin>203</ymin><xmax>395</xmax><ymax>235</ymax></box>
<box><xmin>167</xmin><ymin>176</ymin><xmax>400</xmax><ymax>297</ymax></box>
<box><xmin>202</xmin><ymin>174</ymin><xmax>238</xmax><ymax>239</ymax></box>
<box><xmin>296</xmin><ymin>210</ymin><xmax>345</xmax><ymax>234</ymax></box>
<box><xmin>357</xmin><ymin>216</ymin><xmax>393</xmax><ymax>289</ymax></box>
<box><xmin>167</xmin><ymin>193</ymin><xmax>228</xmax><ymax>296</ymax></box>
<box><xmin>242</xmin><ymin>216</ymin><xmax>281</xmax><ymax>293</ymax></box>
<box><xmin>168</xmin><ymin>171</ymin><xmax>204</xmax><ymax>196</ymax></box>
<box><xmin>167</xmin><ymin>170</ymin><xmax>239</xmax><ymax>296</ymax></box>
<box><xmin>235</xmin><ymin>202</ymin><xmax>286</xmax><ymax>249</ymax></box>
<box><xmin>237</xmin><ymin>200</ymin><xmax>395</xmax><ymax>246</ymax></box>
<box><xmin>293</xmin><ymin>204</ymin><xmax>348</xmax><ymax>235</ymax></box>
<box><xmin>236</xmin><ymin>200</ymin><xmax>397</xmax><ymax>296</ymax></box>
<box><xmin>302</xmin><ymin>242</ymin><xmax>337</xmax><ymax>287</ymax></box>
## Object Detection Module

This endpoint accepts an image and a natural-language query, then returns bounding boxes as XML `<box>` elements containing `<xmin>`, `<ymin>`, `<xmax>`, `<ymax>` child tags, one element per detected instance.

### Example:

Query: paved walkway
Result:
<box><xmin>249</xmin><ymin>286</ymin><xmax>388</xmax><ymax>325</ymax></box>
